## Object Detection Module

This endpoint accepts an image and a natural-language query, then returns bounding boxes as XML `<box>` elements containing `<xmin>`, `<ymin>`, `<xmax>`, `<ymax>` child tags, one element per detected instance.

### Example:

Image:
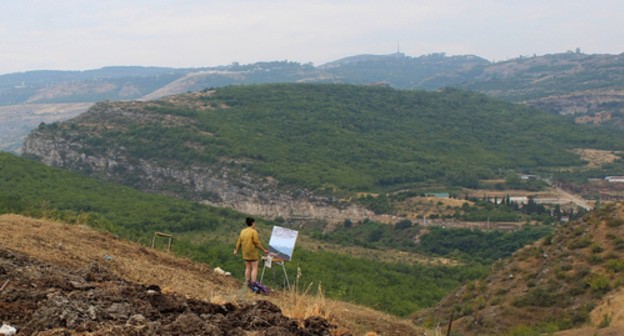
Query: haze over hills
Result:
<box><xmin>2</xmin><ymin>51</ymin><xmax>624</xmax><ymax>152</ymax></box>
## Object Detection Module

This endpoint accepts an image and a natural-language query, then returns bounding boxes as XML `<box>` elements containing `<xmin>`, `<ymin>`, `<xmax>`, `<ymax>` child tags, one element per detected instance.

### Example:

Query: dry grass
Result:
<box><xmin>0</xmin><ymin>214</ymin><xmax>236</xmax><ymax>302</ymax></box>
<box><xmin>572</xmin><ymin>148</ymin><xmax>621</xmax><ymax>168</ymax></box>
<box><xmin>0</xmin><ymin>214</ymin><xmax>427</xmax><ymax>336</ymax></box>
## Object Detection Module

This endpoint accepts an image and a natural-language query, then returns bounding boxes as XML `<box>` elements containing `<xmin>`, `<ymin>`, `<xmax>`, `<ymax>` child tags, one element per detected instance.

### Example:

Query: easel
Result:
<box><xmin>259</xmin><ymin>255</ymin><xmax>290</xmax><ymax>290</ymax></box>
<box><xmin>151</xmin><ymin>232</ymin><xmax>173</xmax><ymax>252</ymax></box>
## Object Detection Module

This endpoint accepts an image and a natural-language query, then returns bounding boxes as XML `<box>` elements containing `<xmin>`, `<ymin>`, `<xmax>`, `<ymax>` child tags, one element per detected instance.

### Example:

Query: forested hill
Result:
<box><xmin>24</xmin><ymin>83</ymin><xmax>624</xmax><ymax>196</ymax></box>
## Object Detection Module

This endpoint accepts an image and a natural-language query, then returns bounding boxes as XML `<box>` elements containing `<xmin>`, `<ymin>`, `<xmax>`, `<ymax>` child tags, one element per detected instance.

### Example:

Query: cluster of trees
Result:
<box><xmin>457</xmin><ymin>196</ymin><xmax>585</xmax><ymax>224</ymax></box>
<box><xmin>415</xmin><ymin>226</ymin><xmax>552</xmax><ymax>263</ymax></box>
<box><xmin>311</xmin><ymin>217</ymin><xmax>552</xmax><ymax>264</ymax></box>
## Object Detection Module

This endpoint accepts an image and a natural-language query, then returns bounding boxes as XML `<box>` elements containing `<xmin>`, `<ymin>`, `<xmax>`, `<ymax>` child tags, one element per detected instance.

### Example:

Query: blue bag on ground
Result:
<box><xmin>249</xmin><ymin>281</ymin><xmax>270</xmax><ymax>295</ymax></box>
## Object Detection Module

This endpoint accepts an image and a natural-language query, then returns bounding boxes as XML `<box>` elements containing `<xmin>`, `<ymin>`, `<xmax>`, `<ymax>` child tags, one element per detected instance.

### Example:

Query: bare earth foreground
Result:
<box><xmin>0</xmin><ymin>214</ymin><xmax>424</xmax><ymax>335</ymax></box>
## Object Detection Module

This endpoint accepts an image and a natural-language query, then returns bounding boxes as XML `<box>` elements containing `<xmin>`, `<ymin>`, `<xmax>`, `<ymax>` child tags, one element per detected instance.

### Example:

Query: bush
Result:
<box><xmin>606</xmin><ymin>218</ymin><xmax>623</xmax><ymax>228</ymax></box>
<box><xmin>606</xmin><ymin>259</ymin><xmax>624</xmax><ymax>273</ymax></box>
<box><xmin>598</xmin><ymin>314</ymin><xmax>612</xmax><ymax>328</ymax></box>
<box><xmin>567</xmin><ymin>237</ymin><xmax>592</xmax><ymax>249</ymax></box>
<box><xmin>506</xmin><ymin>325</ymin><xmax>540</xmax><ymax>336</ymax></box>
<box><xmin>587</xmin><ymin>273</ymin><xmax>610</xmax><ymax>294</ymax></box>
<box><xmin>591</xmin><ymin>243</ymin><xmax>604</xmax><ymax>254</ymax></box>
<box><xmin>394</xmin><ymin>219</ymin><xmax>412</xmax><ymax>230</ymax></box>
<box><xmin>512</xmin><ymin>287</ymin><xmax>560</xmax><ymax>307</ymax></box>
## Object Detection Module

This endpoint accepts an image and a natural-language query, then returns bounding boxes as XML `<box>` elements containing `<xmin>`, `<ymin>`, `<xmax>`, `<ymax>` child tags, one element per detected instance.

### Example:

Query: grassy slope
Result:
<box><xmin>0</xmin><ymin>214</ymin><xmax>425</xmax><ymax>335</ymax></box>
<box><xmin>0</xmin><ymin>152</ymin><xmax>485</xmax><ymax>316</ymax></box>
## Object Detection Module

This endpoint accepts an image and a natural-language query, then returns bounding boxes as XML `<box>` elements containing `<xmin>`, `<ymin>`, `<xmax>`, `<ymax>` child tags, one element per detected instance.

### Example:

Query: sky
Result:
<box><xmin>1</xmin><ymin>0</ymin><xmax>623</xmax><ymax>75</ymax></box>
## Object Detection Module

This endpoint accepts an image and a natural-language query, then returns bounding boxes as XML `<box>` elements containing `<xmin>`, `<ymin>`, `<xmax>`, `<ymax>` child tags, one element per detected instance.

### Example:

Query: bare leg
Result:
<box><xmin>250</xmin><ymin>260</ymin><xmax>259</xmax><ymax>283</ymax></box>
<box><xmin>245</xmin><ymin>261</ymin><xmax>253</xmax><ymax>285</ymax></box>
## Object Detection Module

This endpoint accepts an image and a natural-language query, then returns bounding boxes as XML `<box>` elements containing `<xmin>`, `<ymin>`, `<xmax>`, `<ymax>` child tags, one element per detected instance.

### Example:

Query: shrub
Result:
<box><xmin>393</xmin><ymin>219</ymin><xmax>412</xmax><ymax>230</ymax></box>
<box><xmin>588</xmin><ymin>255</ymin><xmax>603</xmax><ymax>265</ymax></box>
<box><xmin>567</xmin><ymin>237</ymin><xmax>592</xmax><ymax>249</ymax></box>
<box><xmin>598</xmin><ymin>314</ymin><xmax>612</xmax><ymax>328</ymax></box>
<box><xmin>512</xmin><ymin>287</ymin><xmax>560</xmax><ymax>307</ymax></box>
<box><xmin>606</xmin><ymin>259</ymin><xmax>624</xmax><ymax>273</ymax></box>
<box><xmin>591</xmin><ymin>243</ymin><xmax>604</xmax><ymax>254</ymax></box>
<box><xmin>461</xmin><ymin>301</ymin><xmax>473</xmax><ymax>316</ymax></box>
<box><xmin>587</xmin><ymin>273</ymin><xmax>610</xmax><ymax>294</ymax></box>
<box><xmin>606</xmin><ymin>218</ymin><xmax>623</xmax><ymax>228</ymax></box>
<box><xmin>506</xmin><ymin>325</ymin><xmax>541</xmax><ymax>336</ymax></box>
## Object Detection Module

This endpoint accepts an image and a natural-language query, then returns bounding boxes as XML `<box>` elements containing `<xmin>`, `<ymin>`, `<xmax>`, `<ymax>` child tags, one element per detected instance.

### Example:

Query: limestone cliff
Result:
<box><xmin>22</xmin><ymin>111</ymin><xmax>376</xmax><ymax>226</ymax></box>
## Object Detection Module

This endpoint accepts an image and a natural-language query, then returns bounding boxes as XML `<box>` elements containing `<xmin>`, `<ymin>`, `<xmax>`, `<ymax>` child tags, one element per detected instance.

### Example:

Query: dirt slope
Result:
<box><xmin>0</xmin><ymin>214</ymin><xmax>424</xmax><ymax>335</ymax></box>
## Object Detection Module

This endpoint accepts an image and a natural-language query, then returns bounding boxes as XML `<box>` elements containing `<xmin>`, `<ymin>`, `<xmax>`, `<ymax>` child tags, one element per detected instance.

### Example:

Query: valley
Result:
<box><xmin>1</xmin><ymin>52</ymin><xmax>624</xmax><ymax>335</ymax></box>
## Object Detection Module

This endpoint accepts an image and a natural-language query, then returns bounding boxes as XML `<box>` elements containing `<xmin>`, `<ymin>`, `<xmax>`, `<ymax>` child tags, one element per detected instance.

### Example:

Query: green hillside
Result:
<box><xmin>35</xmin><ymin>83</ymin><xmax>624</xmax><ymax>193</ymax></box>
<box><xmin>0</xmin><ymin>152</ymin><xmax>496</xmax><ymax>316</ymax></box>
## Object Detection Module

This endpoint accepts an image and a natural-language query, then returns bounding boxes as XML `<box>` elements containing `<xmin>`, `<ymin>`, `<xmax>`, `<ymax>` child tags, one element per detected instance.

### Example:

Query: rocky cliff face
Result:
<box><xmin>23</xmin><ymin>125</ymin><xmax>376</xmax><ymax>226</ymax></box>
<box><xmin>528</xmin><ymin>92</ymin><xmax>624</xmax><ymax>130</ymax></box>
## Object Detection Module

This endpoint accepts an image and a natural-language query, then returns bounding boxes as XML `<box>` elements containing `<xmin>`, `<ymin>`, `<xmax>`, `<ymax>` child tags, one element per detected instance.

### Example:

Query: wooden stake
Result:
<box><xmin>0</xmin><ymin>279</ymin><xmax>10</xmax><ymax>292</ymax></box>
<box><xmin>446</xmin><ymin>310</ymin><xmax>455</xmax><ymax>336</ymax></box>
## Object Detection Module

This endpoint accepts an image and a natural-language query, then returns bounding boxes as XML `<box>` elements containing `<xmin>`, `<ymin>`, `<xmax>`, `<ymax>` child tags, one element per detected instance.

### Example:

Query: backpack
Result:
<box><xmin>249</xmin><ymin>281</ymin><xmax>270</xmax><ymax>295</ymax></box>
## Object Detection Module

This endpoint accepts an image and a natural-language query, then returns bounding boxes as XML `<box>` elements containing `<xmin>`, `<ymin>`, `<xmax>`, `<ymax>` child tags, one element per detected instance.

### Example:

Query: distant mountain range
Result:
<box><xmin>2</xmin><ymin>51</ymin><xmax>624</xmax><ymax>152</ymax></box>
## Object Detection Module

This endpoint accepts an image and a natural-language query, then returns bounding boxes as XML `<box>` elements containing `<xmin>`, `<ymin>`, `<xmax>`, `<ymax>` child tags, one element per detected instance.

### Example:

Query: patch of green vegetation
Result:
<box><xmin>311</xmin><ymin>219</ymin><xmax>552</xmax><ymax>264</ymax></box>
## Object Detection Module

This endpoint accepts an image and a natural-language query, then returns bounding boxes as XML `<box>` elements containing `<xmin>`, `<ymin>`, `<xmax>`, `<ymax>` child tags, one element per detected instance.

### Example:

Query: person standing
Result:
<box><xmin>233</xmin><ymin>217</ymin><xmax>268</xmax><ymax>288</ymax></box>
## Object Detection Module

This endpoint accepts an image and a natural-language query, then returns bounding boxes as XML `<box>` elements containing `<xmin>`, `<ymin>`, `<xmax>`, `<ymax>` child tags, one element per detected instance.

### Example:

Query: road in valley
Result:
<box><xmin>552</xmin><ymin>186</ymin><xmax>593</xmax><ymax>210</ymax></box>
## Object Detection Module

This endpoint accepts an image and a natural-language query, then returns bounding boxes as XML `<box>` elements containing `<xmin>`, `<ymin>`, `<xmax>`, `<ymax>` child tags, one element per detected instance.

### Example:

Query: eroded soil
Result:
<box><xmin>0</xmin><ymin>248</ymin><xmax>337</xmax><ymax>336</ymax></box>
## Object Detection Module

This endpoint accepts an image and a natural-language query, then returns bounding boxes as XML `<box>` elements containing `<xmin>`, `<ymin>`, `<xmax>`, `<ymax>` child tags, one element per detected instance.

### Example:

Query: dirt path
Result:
<box><xmin>553</xmin><ymin>186</ymin><xmax>593</xmax><ymax>210</ymax></box>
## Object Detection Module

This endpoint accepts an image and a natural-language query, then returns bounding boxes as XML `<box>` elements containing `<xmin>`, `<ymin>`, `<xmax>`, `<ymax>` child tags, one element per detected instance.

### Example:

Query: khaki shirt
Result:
<box><xmin>236</xmin><ymin>227</ymin><xmax>262</xmax><ymax>261</ymax></box>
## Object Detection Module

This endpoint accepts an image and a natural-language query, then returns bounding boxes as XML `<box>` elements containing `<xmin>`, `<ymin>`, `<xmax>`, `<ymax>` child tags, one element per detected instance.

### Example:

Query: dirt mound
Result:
<box><xmin>0</xmin><ymin>248</ymin><xmax>336</xmax><ymax>335</ymax></box>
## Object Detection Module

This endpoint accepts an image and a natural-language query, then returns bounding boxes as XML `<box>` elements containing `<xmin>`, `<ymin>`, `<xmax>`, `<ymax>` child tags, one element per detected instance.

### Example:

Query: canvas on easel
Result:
<box><xmin>267</xmin><ymin>226</ymin><xmax>298</xmax><ymax>261</ymax></box>
<box><xmin>260</xmin><ymin>226</ymin><xmax>298</xmax><ymax>289</ymax></box>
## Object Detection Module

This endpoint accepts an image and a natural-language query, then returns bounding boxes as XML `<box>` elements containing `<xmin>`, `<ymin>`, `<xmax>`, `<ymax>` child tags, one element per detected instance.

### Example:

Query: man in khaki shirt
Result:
<box><xmin>233</xmin><ymin>217</ymin><xmax>268</xmax><ymax>287</ymax></box>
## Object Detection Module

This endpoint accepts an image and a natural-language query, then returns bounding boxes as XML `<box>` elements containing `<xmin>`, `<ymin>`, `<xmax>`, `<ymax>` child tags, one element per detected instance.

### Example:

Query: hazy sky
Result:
<box><xmin>1</xmin><ymin>0</ymin><xmax>622</xmax><ymax>75</ymax></box>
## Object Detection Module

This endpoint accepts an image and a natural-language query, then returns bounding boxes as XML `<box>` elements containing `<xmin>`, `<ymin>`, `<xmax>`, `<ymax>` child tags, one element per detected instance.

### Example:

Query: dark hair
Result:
<box><xmin>245</xmin><ymin>217</ymin><xmax>255</xmax><ymax>226</ymax></box>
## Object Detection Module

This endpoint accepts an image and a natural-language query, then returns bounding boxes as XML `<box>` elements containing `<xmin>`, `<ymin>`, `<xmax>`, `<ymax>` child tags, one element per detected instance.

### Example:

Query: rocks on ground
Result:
<box><xmin>0</xmin><ymin>249</ymin><xmax>336</xmax><ymax>335</ymax></box>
